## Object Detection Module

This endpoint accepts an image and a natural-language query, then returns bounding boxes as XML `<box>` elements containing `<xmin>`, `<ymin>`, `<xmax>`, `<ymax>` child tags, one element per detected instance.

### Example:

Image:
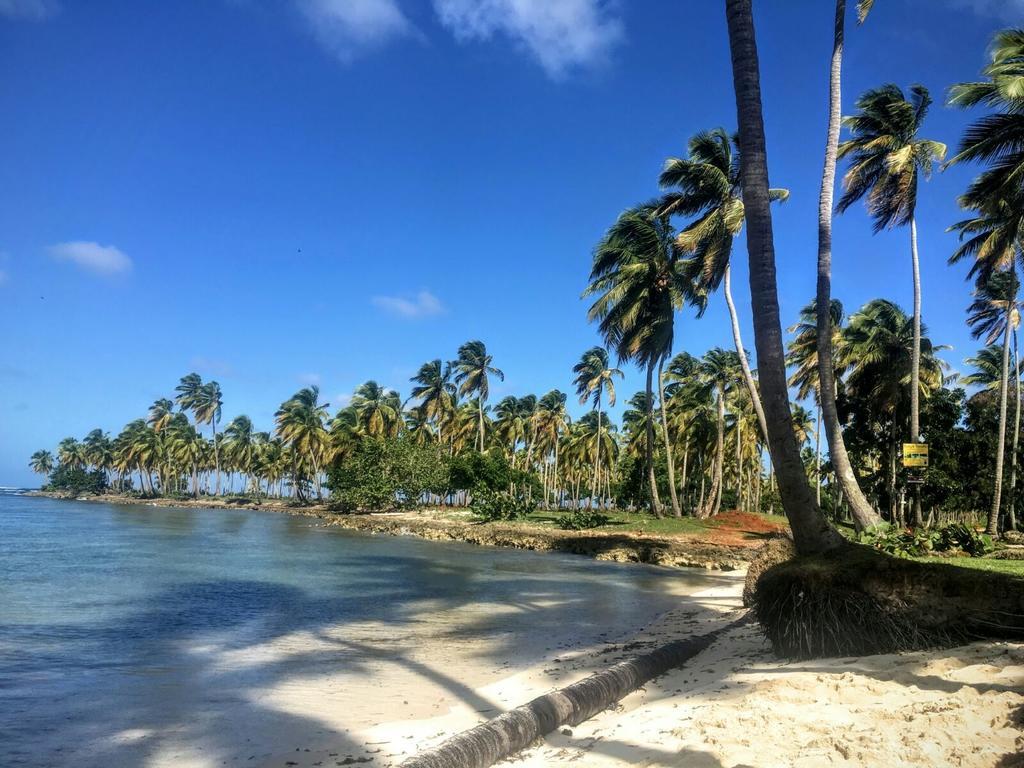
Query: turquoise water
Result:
<box><xmin>0</xmin><ymin>494</ymin><xmax>728</xmax><ymax>767</ymax></box>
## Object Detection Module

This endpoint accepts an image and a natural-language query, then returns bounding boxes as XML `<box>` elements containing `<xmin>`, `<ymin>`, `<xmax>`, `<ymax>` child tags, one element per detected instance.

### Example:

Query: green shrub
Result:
<box><xmin>326</xmin><ymin>437</ymin><xmax>448</xmax><ymax>512</ymax></box>
<box><xmin>858</xmin><ymin>522</ymin><xmax>993</xmax><ymax>558</ymax></box>
<box><xmin>936</xmin><ymin>523</ymin><xmax>993</xmax><ymax>557</ymax></box>
<box><xmin>470</xmin><ymin>489</ymin><xmax>535</xmax><ymax>522</ymax></box>
<box><xmin>45</xmin><ymin>466</ymin><xmax>108</xmax><ymax>495</ymax></box>
<box><xmin>557</xmin><ymin>508</ymin><xmax>610</xmax><ymax>530</ymax></box>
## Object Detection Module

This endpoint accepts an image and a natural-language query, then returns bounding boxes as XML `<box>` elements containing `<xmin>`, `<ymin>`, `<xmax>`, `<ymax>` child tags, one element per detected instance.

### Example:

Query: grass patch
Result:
<box><xmin>915</xmin><ymin>555</ymin><xmax>1024</xmax><ymax>577</ymax></box>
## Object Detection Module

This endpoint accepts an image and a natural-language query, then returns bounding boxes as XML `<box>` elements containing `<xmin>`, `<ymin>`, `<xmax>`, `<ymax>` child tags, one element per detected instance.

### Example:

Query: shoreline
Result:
<box><xmin>27</xmin><ymin>491</ymin><xmax>759</xmax><ymax>570</ymax></box>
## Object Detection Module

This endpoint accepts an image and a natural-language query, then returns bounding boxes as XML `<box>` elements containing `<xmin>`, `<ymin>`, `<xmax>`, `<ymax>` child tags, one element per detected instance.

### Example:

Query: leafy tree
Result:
<box><xmin>452</xmin><ymin>340</ymin><xmax>504</xmax><ymax>452</ymax></box>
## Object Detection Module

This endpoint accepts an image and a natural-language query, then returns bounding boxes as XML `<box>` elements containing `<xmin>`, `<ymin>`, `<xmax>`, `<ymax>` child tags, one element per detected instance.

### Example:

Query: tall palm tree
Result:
<box><xmin>837</xmin><ymin>83</ymin><xmax>946</xmax><ymax>471</ymax></box>
<box><xmin>191</xmin><ymin>381</ymin><xmax>224</xmax><ymax>495</ymax></box>
<box><xmin>787</xmin><ymin>299</ymin><xmax>846</xmax><ymax>507</ymax></box>
<box><xmin>147</xmin><ymin>398</ymin><xmax>175</xmax><ymax>433</ymax></box>
<box><xmin>350</xmin><ymin>380</ymin><xmax>403</xmax><ymax>438</ymax></box>
<box><xmin>534</xmin><ymin>390</ymin><xmax>570</xmax><ymax>508</ymax></box>
<box><xmin>585</xmin><ymin>206</ymin><xmax>691</xmax><ymax>516</ymax></box>
<box><xmin>29</xmin><ymin>449</ymin><xmax>54</xmax><ymax>479</ymax></box>
<box><xmin>724</xmin><ymin>0</ymin><xmax>845</xmax><ymax>553</ymax></box>
<box><xmin>696</xmin><ymin>348</ymin><xmax>739</xmax><ymax>518</ymax></box>
<box><xmin>656</xmin><ymin>127</ymin><xmax>787</xmax><ymax>446</ymax></box>
<box><xmin>222</xmin><ymin>415</ymin><xmax>256</xmax><ymax>493</ymax></box>
<box><xmin>966</xmin><ymin>271</ymin><xmax>1021</xmax><ymax>534</ymax></box>
<box><xmin>57</xmin><ymin>437</ymin><xmax>85</xmax><ymax>470</ymax></box>
<box><xmin>571</xmin><ymin>346</ymin><xmax>623</xmax><ymax>506</ymax></box>
<box><xmin>275</xmin><ymin>386</ymin><xmax>329</xmax><ymax>500</ymax></box>
<box><xmin>452</xmin><ymin>340</ymin><xmax>503</xmax><ymax>452</ymax></box>
<box><xmin>816</xmin><ymin>0</ymin><xmax>881</xmax><ymax>532</ymax></box>
<box><xmin>947</xmin><ymin>29</ymin><xmax>1024</xmax><ymax>204</ymax></box>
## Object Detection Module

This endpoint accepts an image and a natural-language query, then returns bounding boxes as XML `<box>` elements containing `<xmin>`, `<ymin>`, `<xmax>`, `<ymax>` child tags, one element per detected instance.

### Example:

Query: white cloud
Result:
<box><xmin>371</xmin><ymin>289</ymin><xmax>445</xmax><ymax>318</ymax></box>
<box><xmin>948</xmin><ymin>0</ymin><xmax>1024</xmax><ymax>22</ymax></box>
<box><xmin>334</xmin><ymin>392</ymin><xmax>353</xmax><ymax>408</ymax></box>
<box><xmin>296</xmin><ymin>0</ymin><xmax>413</xmax><ymax>62</ymax></box>
<box><xmin>0</xmin><ymin>0</ymin><xmax>59</xmax><ymax>21</ymax></box>
<box><xmin>49</xmin><ymin>241</ymin><xmax>132</xmax><ymax>275</ymax></box>
<box><xmin>433</xmin><ymin>0</ymin><xmax>622</xmax><ymax>78</ymax></box>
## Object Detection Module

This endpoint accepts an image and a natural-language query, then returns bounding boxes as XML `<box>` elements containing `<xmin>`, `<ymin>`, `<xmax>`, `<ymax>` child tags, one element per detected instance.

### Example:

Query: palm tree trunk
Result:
<box><xmin>725</xmin><ymin>0</ymin><xmax>845</xmax><ymax>554</ymax></box>
<box><xmin>1010</xmin><ymin>330</ymin><xmax>1020</xmax><ymax>531</ymax></box>
<box><xmin>724</xmin><ymin>265</ymin><xmax>769</xmax><ymax>447</ymax></box>
<box><xmin>657</xmin><ymin>357</ymin><xmax>682</xmax><ymax>516</ymax></box>
<box><xmin>591</xmin><ymin>397</ymin><xmax>602</xmax><ymax>508</ymax></box>
<box><xmin>680</xmin><ymin>439</ymin><xmax>690</xmax><ymax>514</ymax></box>
<box><xmin>478</xmin><ymin>400</ymin><xmax>485</xmax><ymax>452</ymax></box>
<box><xmin>989</xmin><ymin>313</ymin><xmax>1012</xmax><ymax>535</ymax></box>
<box><xmin>909</xmin><ymin>217</ymin><xmax>924</xmax><ymax>527</ymax></box>
<box><xmin>644</xmin><ymin>361</ymin><xmax>663</xmax><ymax>517</ymax></box>
<box><xmin>815</xmin><ymin>401</ymin><xmax>822</xmax><ymax>507</ymax></box>
<box><xmin>814</xmin><ymin>0</ymin><xmax>881</xmax><ymax>532</ymax></box>
<box><xmin>212</xmin><ymin>420</ymin><xmax>221</xmax><ymax>496</ymax></box>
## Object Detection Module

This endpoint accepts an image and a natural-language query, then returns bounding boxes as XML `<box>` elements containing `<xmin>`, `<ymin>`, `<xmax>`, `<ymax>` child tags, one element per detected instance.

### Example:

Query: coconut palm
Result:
<box><xmin>571</xmin><ymin>346</ymin><xmax>623</xmax><ymax>506</ymax></box>
<box><xmin>29</xmin><ymin>449</ymin><xmax>54</xmax><ymax>479</ymax></box>
<box><xmin>837</xmin><ymin>84</ymin><xmax>946</xmax><ymax>467</ymax></box>
<box><xmin>695</xmin><ymin>348</ymin><xmax>739</xmax><ymax>518</ymax></box>
<box><xmin>585</xmin><ymin>205</ymin><xmax>691</xmax><ymax>516</ymax></box>
<box><xmin>350</xmin><ymin>380</ymin><xmax>403</xmax><ymax>438</ymax></box>
<box><xmin>191</xmin><ymin>381</ymin><xmax>224</xmax><ymax>495</ymax></box>
<box><xmin>534</xmin><ymin>390</ymin><xmax>570</xmax><ymax>507</ymax></box>
<box><xmin>452</xmin><ymin>341</ymin><xmax>503</xmax><ymax>452</ymax></box>
<box><xmin>816</xmin><ymin>0</ymin><xmax>882</xmax><ymax>533</ymax></box>
<box><xmin>222</xmin><ymin>415</ymin><xmax>256</xmax><ymax>493</ymax></box>
<box><xmin>275</xmin><ymin>386</ymin><xmax>329</xmax><ymax>500</ymax></box>
<box><xmin>57</xmin><ymin>437</ymin><xmax>85</xmax><ymax>470</ymax></box>
<box><xmin>725</xmin><ymin>0</ymin><xmax>845</xmax><ymax>553</ymax></box>
<box><xmin>656</xmin><ymin>127</ymin><xmax>787</xmax><ymax>446</ymax></box>
<box><xmin>787</xmin><ymin>299</ymin><xmax>845</xmax><ymax>507</ymax></box>
<box><xmin>408</xmin><ymin>359</ymin><xmax>457</xmax><ymax>433</ymax></box>
<box><xmin>82</xmin><ymin>429</ymin><xmax>113</xmax><ymax>481</ymax></box>
<box><xmin>965</xmin><ymin>271</ymin><xmax>1021</xmax><ymax>534</ymax></box>
<box><xmin>948</xmin><ymin>29</ymin><xmax>1024</xmax><ymax>204</ymax></box>
<box><xmin>147</xmin><ymin>398</ymin><xmax>175</xmax><ymax>433</ymax></box>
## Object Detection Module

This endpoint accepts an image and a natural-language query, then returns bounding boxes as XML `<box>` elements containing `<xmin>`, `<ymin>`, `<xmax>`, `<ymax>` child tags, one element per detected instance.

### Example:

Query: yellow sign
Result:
<box><xmin>902</xmin><ymin>443</ymin><xmax>929</xmax><ymax>468</ymax></box>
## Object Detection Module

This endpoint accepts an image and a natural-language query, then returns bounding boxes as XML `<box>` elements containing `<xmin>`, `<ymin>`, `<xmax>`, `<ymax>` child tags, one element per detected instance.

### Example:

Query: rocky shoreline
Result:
<box><xmin>28</xmin><ymin>491</ymin><xmax>755</xmax><ymax>570</ymax></box>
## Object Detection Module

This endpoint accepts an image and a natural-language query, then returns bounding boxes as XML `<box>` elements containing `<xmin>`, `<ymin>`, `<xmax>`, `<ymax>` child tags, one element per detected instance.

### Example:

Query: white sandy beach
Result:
<box><xmin>234</xmin><ymin>574</ymin><xmax>1023</xmax><ymax>768</ymax></box>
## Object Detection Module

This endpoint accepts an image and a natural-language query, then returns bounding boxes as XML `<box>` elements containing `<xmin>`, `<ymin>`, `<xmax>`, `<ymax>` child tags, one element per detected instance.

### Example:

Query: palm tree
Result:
<box><xmin>452</xmin><ymin>341</ymin><xmax>503</xmax><ymax>452</ymax></box>
<box><xmin>948</xmin><ymin>29</ymin><xmax>1024</xmax><ymax>205</ymax></box>
<box><xmin>787</xmin><ymin>299</ymin><xmax>846</xmax><ymax>507</ymax></box>
<box><xmin>222</xmin><ymin>415</ymin><xmax>256</xmax><ymax>493</ymax></box>
<box><xmin>837</xmin><ymin>84</ymin><xmax>946</xmax><ymax>474</ymax></box>
<box><xmin>724</xmin><ymin>0</ymin><xmax>845</xmax><ymax>553</ymax></box>
<box><xmin>965</xmin><ymin>271</ymin><xmax>1021</xmax><ymax>534</ymax></box>
<box><xmin>534</xmin><ymin>390</ymin><xmax>570</xmax><ymax>508</ymax></box>
<box><xmin>147</xmin><ymin>398</ymin><xmax>175</xmax><ymax>433</ymax></box>
<box><xmin>408</xmin><ymin>360</ymin><xmax>457</xmax><ymax>435</ymax></box>
<box><xmin>192</xmin><ymin>381</ymin><xmax>224</xmax><ymax>495</ymax></box>
<box><xmin>840</xmin><ymin>299</ymin><xmax>949</xmax><ymax>522</ymax></box>
<box><xmin>275</xmin><ymin>386</ymin><xmax>329</xmax><ymax>500</ymax></box>
<box><xmin>571</xmin><ymin>346</ymin><xmax>623</xmax><ymax>507</ymax></box>
<box><xmin>57</xmin><ymin>437</ymin><xmax>85</xmax><ymax>470</ymax></box>
<box><xmin>29</xmin><ymin>449</ymin><xmax>54</xmax><ymax>480</ymax></box>
<box><xmin>82</xmin><ymin>429</ymin><xmax>113</xmax><ymax>481</ymax></box>
<box><xmin>585</xmin><ymin>206</ymin><xmax>691</xmax><ymax>517</ymax></box>
<box><xmin>696</xmin><ymin>348</ymin><xmax>739</xmax><ymax>518</ymax></box>
<box><xmin>657</xmin><ymin>127</ymin><xmax>787</xmax><ymax>447</ymax></box>
<box><xmin>816</xmin><ymin>0</ymin><xmax>881</xmax><ymax>533</ymax></box>
<box><xmin>351</xmin><ymin>380</ymin><xmax>403</xmax><ymax>438</ymax></box>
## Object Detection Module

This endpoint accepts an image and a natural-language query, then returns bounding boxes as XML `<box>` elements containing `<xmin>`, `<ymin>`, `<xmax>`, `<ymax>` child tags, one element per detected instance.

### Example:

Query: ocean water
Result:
<box><xmin>0</xmin><ymin>494</ymin><xmax>729</xmax><ymax>766</ymax></box>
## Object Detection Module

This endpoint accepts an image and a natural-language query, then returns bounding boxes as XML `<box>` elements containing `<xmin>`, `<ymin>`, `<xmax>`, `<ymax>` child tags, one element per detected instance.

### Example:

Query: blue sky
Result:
<box><xmin>0</xmin><ymin>0</ymin><xmax>1019</xmax><ymax>486</ymax></box>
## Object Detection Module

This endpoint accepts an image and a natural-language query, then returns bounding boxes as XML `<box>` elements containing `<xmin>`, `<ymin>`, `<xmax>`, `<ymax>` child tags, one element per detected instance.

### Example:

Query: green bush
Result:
<box><xmin>557</xmin><ymin>508</ymin><xmax>610</xmax><ymax>530</ymax></box>
<box><xmin>858</xmin><ymin>522</ymin><xmax>993</xmax><ymax>558</ymax></box>
<box><xmin>470</xmin><ymin>489</ymin><xmax>535</xmax><ymax>522</ymax></box>
<box><xmin>326</xmin><ymin>437</ymin><xmax>448</xmax><ymax>512</ymax></box>
<box><xmin>45</xmin><ymin>466</ymin><xmax>108</xmax><ymax>495</ymax></box>
<box><xmin>936</xmin><ymin>523</ymin><xmax>993</xmax><ymax>557</ymax></box>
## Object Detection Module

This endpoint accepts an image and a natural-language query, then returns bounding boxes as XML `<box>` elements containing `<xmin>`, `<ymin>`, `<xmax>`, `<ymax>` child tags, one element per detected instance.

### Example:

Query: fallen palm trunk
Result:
<box><xmin>402</xmin><ymin>614</ymin><xmax>750</xmax><ymax>768</ymax></box>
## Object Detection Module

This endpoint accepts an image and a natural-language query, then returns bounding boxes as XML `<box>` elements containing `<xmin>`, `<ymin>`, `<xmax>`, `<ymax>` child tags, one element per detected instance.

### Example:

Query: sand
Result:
<box><xmin>250</xmin><ymin>574</ymin><xmax>1022</xmax><ymax>768</ymax></box>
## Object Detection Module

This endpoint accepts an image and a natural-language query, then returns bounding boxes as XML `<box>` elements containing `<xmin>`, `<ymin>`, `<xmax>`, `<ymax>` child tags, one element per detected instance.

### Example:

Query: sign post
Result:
<box><xmin>902</xmin><ymin>443</ymin><xmax>928</xmax><ymax>485</ymax></box>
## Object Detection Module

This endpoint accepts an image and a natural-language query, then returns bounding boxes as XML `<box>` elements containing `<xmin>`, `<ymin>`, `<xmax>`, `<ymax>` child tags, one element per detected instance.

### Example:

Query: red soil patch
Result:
<box><xmin>702</xmin><ymin>510</ymin><xmax>789</xmax><ymax>546</ymax></box>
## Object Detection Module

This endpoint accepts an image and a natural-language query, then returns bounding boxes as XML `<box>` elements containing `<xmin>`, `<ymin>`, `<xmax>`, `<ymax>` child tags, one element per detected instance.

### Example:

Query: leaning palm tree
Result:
<box><xmin>29</xmin><ymin>449</ymin><xmax>54</xmax><ymax>480</ymax></box>
<box><xmin>837</xmin><ymin>83</ymin><xmax>946</xmax><ymax>467</ymax></box>
<box><xmin>571</xmin><ymin>346</ymin><xmax>623</xmax><ymax>506</ymax></box>
<box><xmin>584</xmin><ymin>205</ymin><xmax>691</xmax><ymax>517</ymax></box>
<box><xmin>966</xmin><ymin>271</ymin><xmax>1021</xmax><ymax>535</ymax></box>
<box><xmin>816</xmin><ymin>0</ymin><xmax>881</xmax><ymax>533</ymax></box>
<box><xmin>947</xmin><ymin>29</ymin><xmax>1024</xmax><ymax>205</ymax></box>
<box><xmin>724</xmin><ymin>0</ymin><xmax>845</xmax><ymax>553</ymax></box>
<box><xmin>452</xmin><ymin>341</ymin><xmax>503</xmax><ymax>452</ymax></box>
<box><xmin>657</xmin><ymin>127</ymin><xmax>786</xmax><ymax>447</ymax></box>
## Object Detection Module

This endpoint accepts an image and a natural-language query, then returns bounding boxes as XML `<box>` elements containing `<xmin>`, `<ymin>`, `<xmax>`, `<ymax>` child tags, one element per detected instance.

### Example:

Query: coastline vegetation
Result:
<box><xmin>27</xmin><ymin>6</ymin><xmax>1024</xmax><ymax>656</ymax></box>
